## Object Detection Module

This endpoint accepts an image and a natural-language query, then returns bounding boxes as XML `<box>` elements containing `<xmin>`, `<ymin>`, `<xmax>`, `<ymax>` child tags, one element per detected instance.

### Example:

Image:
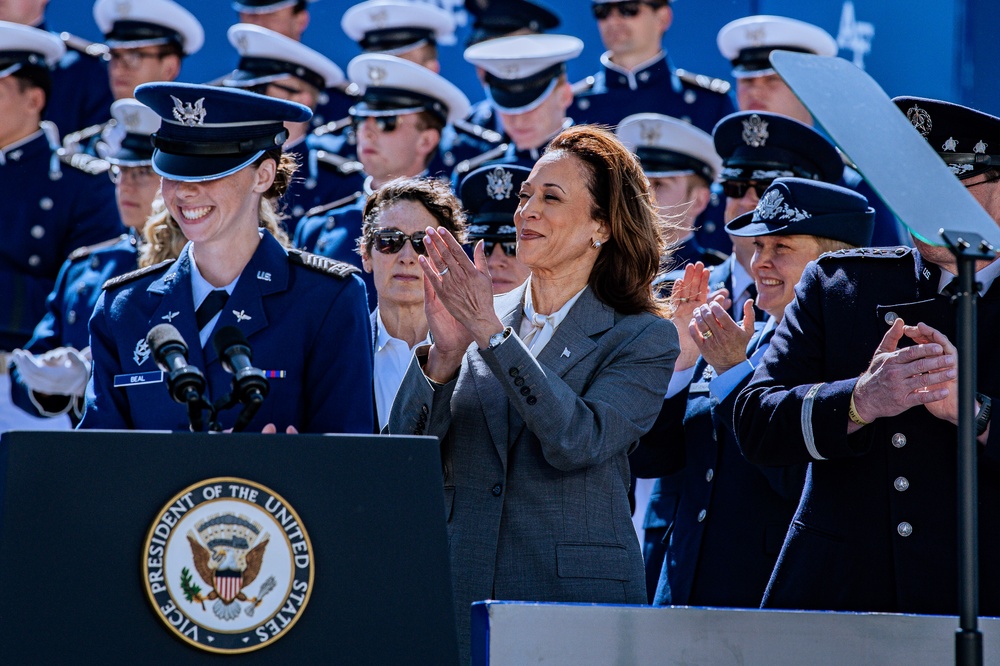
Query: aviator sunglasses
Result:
<box><xmin>350</xmin><ymin>114</ymin><xmax>402</xmax><ymax>133</ymax></box>
<box><xmin>591</xmin><ymin>1</ymin><xmax>663</xmax><ymax>20</ymax></box>
<box><xmin>373</xmin><ymin>228</ymin><xmax>428</xmax><ymax>255</ymax></box>
<box><xmin>482</xmin><ymin>240</ymin><xmax>517</xmax><ymax>257</ymax></box>
<box><xmin>721</xmin><ymin>179</ymin><xmax>775</xmax><ymax>199</ymax></box>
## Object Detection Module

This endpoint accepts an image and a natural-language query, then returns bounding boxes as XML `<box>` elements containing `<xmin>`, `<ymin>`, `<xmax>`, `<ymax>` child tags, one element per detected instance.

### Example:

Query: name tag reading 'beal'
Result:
<box><xmin>114</xmin><ymin>371</ymin><xmax>165</xmax><ymax>387</ymax></box>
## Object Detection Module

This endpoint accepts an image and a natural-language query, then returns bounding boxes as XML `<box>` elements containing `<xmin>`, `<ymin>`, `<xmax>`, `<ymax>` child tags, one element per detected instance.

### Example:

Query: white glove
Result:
<box><xmin>11</xmin><ymin>346</ymin><xmax>92</xmax><ymax>397</ymax></box>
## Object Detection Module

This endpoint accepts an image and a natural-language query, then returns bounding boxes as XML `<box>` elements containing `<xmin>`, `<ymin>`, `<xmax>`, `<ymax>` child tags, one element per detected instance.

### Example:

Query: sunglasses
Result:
<box><xmin>351</xmin><ymin>115</ymin><xmax>401</xmax><ymax>133</ymax></box>
<box><xmin>108</xmin><ymin>165</ymin><xmax>157</xmax><ymax>185</ymax></box>
<box><xmin>592</xmin><ymin>1</ymin><xmax>662</xmax><ymax>20</ymax></box>
<box><xmin>373</xmin><ymin>228</ymin><xmax>427</xmax><ymax>255</ymax></box>
<box><xmin>721</xmin><ymin>179</ymin><xmax>774</xmax><ymax>199</ymax></box>
<box><xmin>482</xmin><ymin>240</ymin><xmax>517</xmax><ymax>257</ymax></box>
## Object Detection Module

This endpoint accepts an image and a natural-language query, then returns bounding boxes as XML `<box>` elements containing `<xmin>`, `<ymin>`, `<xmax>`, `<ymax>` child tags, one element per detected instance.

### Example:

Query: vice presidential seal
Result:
<box><xmin>142</xmin><ymin>477</ymin><xmax>314</xmax><ymax>654</ymax></box>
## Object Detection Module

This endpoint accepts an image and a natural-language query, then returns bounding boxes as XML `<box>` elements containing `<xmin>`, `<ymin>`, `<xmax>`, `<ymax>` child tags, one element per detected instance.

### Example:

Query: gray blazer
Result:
<box><xmin>389</xmin><ymin>282</ymin><xmax>678</xmax><ymax>660</ymax></box>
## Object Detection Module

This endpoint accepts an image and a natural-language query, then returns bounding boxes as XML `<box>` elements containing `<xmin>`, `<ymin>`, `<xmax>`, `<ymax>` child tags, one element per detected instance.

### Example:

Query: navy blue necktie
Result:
<box><xmin>196</xmin><ymin>289</ymin><xmax>229</xmax><ymax>330</ymax></box>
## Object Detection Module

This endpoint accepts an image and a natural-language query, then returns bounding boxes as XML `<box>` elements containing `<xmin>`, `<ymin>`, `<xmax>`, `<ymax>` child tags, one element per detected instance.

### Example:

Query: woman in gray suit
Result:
<box><xmin>389</xmin><ymin>125</ymin><xmax>680</xmax><ymax>661</ymax></box>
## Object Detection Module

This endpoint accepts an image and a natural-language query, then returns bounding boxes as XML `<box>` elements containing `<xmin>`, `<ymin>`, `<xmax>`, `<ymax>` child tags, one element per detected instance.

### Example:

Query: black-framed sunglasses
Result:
<box><xmin>482</xmin><ymin>240</ymin><xmax>517</xmax><ymax>257</ymax></box>
<box><xmin>373</xmin><ymin>228</ymin><xmax>427</xmax><ymax>255</ymax></box>
<box><xmin>350</xmin><ymin>114</ymin><xmax>401</xmax><ymax>133</ymax></box>
<box><xmin>721</xmin><ymin>179</ymin><xmax>774</xmax><ymax>199</ymax></box>
<box><xmin>591</xmin><ymin>1</ymin><xmax>662</xmax><ymax>20</ymax></box>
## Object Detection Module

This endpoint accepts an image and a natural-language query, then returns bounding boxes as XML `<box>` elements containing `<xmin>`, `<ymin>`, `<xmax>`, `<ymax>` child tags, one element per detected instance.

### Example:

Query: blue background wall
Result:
<box><xmin>45</xmin><ymin>0</ymin><xmax>993</xmax><ymax>114</ymax></box>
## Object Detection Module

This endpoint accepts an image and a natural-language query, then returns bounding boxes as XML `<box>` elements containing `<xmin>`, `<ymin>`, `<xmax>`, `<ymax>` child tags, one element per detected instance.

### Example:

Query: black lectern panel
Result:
<box><xmin>0</xmin><ymin>431</ymin><xmax>458</xmax><ymax>664</ymax></box>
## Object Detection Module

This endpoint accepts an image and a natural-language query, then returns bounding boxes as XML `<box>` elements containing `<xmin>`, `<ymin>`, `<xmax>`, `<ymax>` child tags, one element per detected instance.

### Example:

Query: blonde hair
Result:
<box><xmin>139</xmin><ymin>151</ymin><xmax>294</xmax><ymax>267</ymax></box>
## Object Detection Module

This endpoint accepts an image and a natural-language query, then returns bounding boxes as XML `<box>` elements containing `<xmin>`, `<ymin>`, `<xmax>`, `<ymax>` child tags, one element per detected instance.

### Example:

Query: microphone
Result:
<box><xmin>146</xmin><ymin>324</ymin><xmax>206</xmax><ymax>431</ymax></box>
<box><xmin>213</xmin><ymin>326</ymin><xmax>269</xmax><ymax>431</ymax></box>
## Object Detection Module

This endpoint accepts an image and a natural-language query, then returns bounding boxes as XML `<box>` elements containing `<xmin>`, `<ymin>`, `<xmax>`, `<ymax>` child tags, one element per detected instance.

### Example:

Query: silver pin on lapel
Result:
<box><xmin>561</xmin><ymin>347</ymin><xmax>571</xmax><ymax>358</ymax></box>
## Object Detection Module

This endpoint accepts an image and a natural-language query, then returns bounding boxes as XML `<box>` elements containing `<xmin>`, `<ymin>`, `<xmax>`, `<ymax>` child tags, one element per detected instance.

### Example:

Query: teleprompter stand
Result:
<box><xmin>770</xmin><ymin>50</ymin><xmax>1000</xmax><ymax>666</ymax></box>
<box><xmin>0</xmin><ymin>431</ymin><xmax>459</xmax><ymax>664</ymax></box>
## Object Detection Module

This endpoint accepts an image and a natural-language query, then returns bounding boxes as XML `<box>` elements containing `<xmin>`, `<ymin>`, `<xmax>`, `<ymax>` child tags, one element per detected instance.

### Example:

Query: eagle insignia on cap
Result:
<box><xmin>906</xmin><ymin>105</ymin><xmax>932</xmax><ymax>137</ymax></box>
<box><xmin>367</xmin><ymin>65</ymin><xmax>387</xmax><ymax>86</ymax></box>
<box><xmin>486</xmin><ymin>166</ymin><xmax>513</xmax><ymax>200</ymax></box>
<box><xmin>115</xmin><ymin>0</ymin><xmax>132</xmax><ymax>17</ymax></box>
<box><xmin>744</xmin><ymin>26</ymin><xmax>767</xmax><ymax>47</ymax></box>
<box><xmin>975</xmin><ymin>140</ymin><xmax>988</xmax><ymax>154</ymax></box>
<box><xmin>942</xmin><ymin>137</ymin><xmax>958</xmax><ymax>152</ymax></box>
<box><xmin>369</xmin><ymin>9</ymin><xmax>389</xmax><ymax>28</ymax></box>
<box><xmin>742</xmin><ymin>114</ymin><xmax>769</xmax><ymax>148</ymax></box>
<box><xmin>171</xmin><ymin>96</ymin><xmax>206</xmax><ymax>127</ymax></box>
<box><xmin>639</xmin><ymin>121</ymin><xmax>661</xmax><ymax>146</ymax></box>
<box><xmin>755</xmin><ymin>190</ymin><xmax>811</xmax><ymax>222</ymax></box>
<box><xmin>122</xmin><ymin>109</ymin><xmax>141</xmax><ymax>131</ymax></box>
<box><xmin>236</xmin><ymin>34</ymin><xmax>249</xmax><ymax>52</ymax></box>
<box><xmin>500</xmin><ymin>63</ymin><xmax>521</xmax><ymax>79</ymax></box>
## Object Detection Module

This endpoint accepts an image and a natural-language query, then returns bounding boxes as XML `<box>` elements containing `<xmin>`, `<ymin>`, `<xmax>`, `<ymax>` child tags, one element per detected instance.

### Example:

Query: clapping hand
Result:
<box><xmin>690</xmin><ymin>298</ymin><xmax>756</xmax><ymax>375</ymax></box>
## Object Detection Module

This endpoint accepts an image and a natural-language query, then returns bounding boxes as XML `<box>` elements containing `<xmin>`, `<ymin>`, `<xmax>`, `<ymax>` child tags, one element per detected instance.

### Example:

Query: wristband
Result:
<box><xmin>849</xmin><ymin>392</ymin><xmax>870</xmax><ymax>427</ymax></box>
<box><xmin>976</xmin><ymin>393</ymin><xmax>992</xmax><ymax>437</ymax></box>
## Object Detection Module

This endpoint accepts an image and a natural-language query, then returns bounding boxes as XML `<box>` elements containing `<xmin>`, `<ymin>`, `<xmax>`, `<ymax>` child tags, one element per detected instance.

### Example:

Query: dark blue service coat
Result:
<box><xmin>1</xmin><ymin>131</ymin><xmax>122</xmax><ymax>351</ymax></box>
<box><xmin>735</xmin><ymin>247</ymin><xmax>1000</xmax><ymax>616</ymax></box>
<box><xmin>281</xmin><ymin>137</ymin><xmax>364</xmax><ymax>239</ymax></box>
<box><xmin>44</xmin><ymin>28</ymin><xmax>114</xmax><ymax>136</ymax></box>
<box><xmin>79</xmin><ymin>232</ymin><xmax>374</xmax><ymax>434</ymax></box>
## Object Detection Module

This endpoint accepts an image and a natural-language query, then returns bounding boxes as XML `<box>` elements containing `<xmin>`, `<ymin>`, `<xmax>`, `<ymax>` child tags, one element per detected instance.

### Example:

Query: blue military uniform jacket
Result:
<box><xmin>636</xmin><ymin>323</ymin><xmax>805</xmax><ymax>607</ymax></box>
<box><xmin>44</xmin><ymin>28</ymin><xmax>114</xmax><ymax>136</ymax></box>
<box><xmin>281</xmin><ymin>136</ymin><xmax>364</xmax><ymax>239</ymax></box>
<box><xmin>736</xmin><ymin>247</ymin><xmax>1000</xmax><ymax>616</ymax></box>
<box><xmin>11</xmin><ymin>233</ymin><xmax>139</xmax><ymax>419</ymax></box>
<box><xmin>80</xmin><ymin>232</ymin><xmax>374</xmax><ymax>434</ymax></box>
<box><xmin>293</xmin><ymin>190</ymin><xmax>375</xmax><ymax>310</ymax></box>
<box><xmin>1</xmin><ymin>130</ymin><xmax>123</xmax><ymax>351</ymax></box>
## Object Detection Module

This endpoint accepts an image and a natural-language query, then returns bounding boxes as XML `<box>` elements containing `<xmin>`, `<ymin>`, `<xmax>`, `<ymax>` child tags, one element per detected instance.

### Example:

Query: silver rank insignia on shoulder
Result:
<box><xmin>233</xmin><ymin>310</ymin><xmax>251</xmax><ymax>322</ymax></box>
<box><xmin>942</xmin><ymin>137</ymin><xmax>958</xmax><ymax>152</ymax></box>
<box><xmin>134</xmin><ymin>338</ymin><xmax>150</xmax><ymax>365</ymax></box>
<box><xmin>257</xmin><ymin>271</ymin><xmax>272</xmax><ymax>281</ymax></box>
<box><xmin>486</xmin><ymin>166</ymin><xmax>513</xmax><ymax>200</ymax></box>
<box><xmin>171</xmin><ymin>95</ymin><xmax>206</xmax><ymax>126</ymax></box>
<box><xmin>742</xmin><ymin>114</ymin><xmax>769</xmax><ymax>147</ymax></box>
<box><xmin>161</xmin><ymin>311</ymin><xmax>180</xmax><ymax>322</ymax></box>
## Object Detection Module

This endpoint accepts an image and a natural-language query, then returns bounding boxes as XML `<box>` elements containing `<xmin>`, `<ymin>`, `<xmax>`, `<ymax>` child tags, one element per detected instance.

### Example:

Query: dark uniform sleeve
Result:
<box><xmin>734</xmin><ymin>263</ymin><xmax>873</xmax><ymax>467</ymax></box>
<box><xmin>300</xmin><ymin>273</ymin><xmax>374</xmax><ymax>433</ymax></box>
<box><xmin>61</xmin><ymin>175</ymin><xmax>123</xmax><ymax>258</ymax></box>
<box><xmin>78</xmin><ymin>290</ymin><xmax>131</xmax><ymax>430</ymax></box>
<box><xmin>630</xmin><ymin>390</ymin><xmax>689</xmax><ymax>478</ymax></box>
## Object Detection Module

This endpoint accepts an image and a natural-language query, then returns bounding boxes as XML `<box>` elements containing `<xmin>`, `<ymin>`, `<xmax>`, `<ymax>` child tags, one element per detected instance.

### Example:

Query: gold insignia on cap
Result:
<box><xmin>974</xmin><ymin>140</ymin><xmax>988</xmax><ymax>154</ymax></box>
<box><xmin>367</xmin><ymin>65</ymin><xmax>387</xmax><ymax>86</ymax></box>
<box><xmin>485</xmin><ymin>166</ymin><xmax>513</xmax><ymax>200</ymax></box>
<box><xmin>369</xmin><ymin>9</ymin><xmax>389</xmax><ymax>29</ymax></box>
<box><xmin>171</xmin><ymin>96</ymin><xmax>206</xmax><ymax>127</ymax></box>
<box><xmin>742</xmin><ymin>114</ymin><xmax>769</xmax><ymax>148</ymax></box>
<box><xmin>639</xmin><ymin>121</ymin><xmax>660</xmax><ymax>146</ymax></box>
<box><xmin>906</xmin><ymin>105</ymin><xmax>932</xmax><ymax>137</ymax></box>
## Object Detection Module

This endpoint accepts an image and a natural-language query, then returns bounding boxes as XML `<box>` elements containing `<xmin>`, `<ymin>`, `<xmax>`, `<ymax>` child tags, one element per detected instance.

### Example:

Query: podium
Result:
<box><xmin>0</xmin><ymin>431</ymin><xmax>459</xmax><ymax>664</ymax></box>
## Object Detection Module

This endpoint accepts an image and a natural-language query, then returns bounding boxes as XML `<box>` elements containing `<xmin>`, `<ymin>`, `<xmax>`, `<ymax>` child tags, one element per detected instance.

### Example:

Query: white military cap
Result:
<box><xmin>0</xmin><ymin>20</ymin><xmax>64</xmax><ymax>76</ymax></box>
<box><xmin>616</xmin><ymin>113</ymin><xmax>721</xmax><ymax>183</ymax></box>
<box><xmin>224</xmin><ymin>24</ymin><xmax>344</xmax><ymax>90</ymax></box>
<box><xmin>342</xmin><ymin>0</ymin><xmax>456</xmax><ymax>55</ymax></box>
<box><xmin>347</xmin><ymin>53</ymin><xmax>470</xmax><ymax>125</ymax></box>
<box><xmin>717</xmin><ymin>15</ymin><xmax>837</xmax><ymax>79</ymax></box>
<box><xmin>233</xmin><ymin>0</ymin><xmax>318</xmax><ymax>14</ymax></box>
<box><xmin>463</xmin><ymin>33</ymin><xmax>583</xmax><ymax>114</ymax></box>
<box><xmin>93</xmin><ymin>0</ymin><xmax>204</xmax><ymax>56</ymax></box>
<box><xmin>99</xmin><ymin>98</ymin><xmax>161</xmax><ymax>165</ymax></box>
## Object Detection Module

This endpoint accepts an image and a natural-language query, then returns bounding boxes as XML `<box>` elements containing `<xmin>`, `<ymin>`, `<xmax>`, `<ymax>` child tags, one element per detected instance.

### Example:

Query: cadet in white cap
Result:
<box><xmin>295</xmin><ymin>53</ymin><xmax>470</xmax><ymax>309</ymax></box>
<box><xmin>224</xmin><ymin>23</ymin><xmax>360</xmax><ymax>236</ymax></box>
<box><xmin>458</xmin><ymin>33</ymin><xmax>582</xmax><ymax>174</ymax></box>
<box><xmin>233</xmin><ymin>0</ymin><xmax>316</xmax><ymax>41</ymax></box>
<box><xmin>0</xmin><ymin>20</ymin><xmax>122</xmax><ymax>432</ymax></box>
<box><xmin>617</xmin><ymin>113</ymin><xmax>726</xmax><ymax>270</ymax></box>
<box><xmin>717</xmin><ymin>15</ymin><xmax>836</xmax><ymax>125</ymax></box>
<box><xmin>342</xmin><ymin>0</ymin><xmax>455</xmax><ymax>73</ymax></box>
<box><xmin>94</xmin><ymin>0</ymin><xmax>203</xmax><ymax>102</ymax></box>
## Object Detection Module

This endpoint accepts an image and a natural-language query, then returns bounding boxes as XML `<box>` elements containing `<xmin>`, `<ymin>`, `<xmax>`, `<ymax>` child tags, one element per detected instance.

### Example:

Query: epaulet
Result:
<box><xmin>454</xmin><ymin>143</ymin><xmax>510</xmax><ymax>177</ymax></box>
<box><xmin>452</xmin><ymin>118</ymin><xmax>503</xmax><ymax>145</ymax></box>
<box><xmin>287</xmin><ymin>248</ymin><xmax>360</xmax><ymax>278</ymax></box>
<box><xmin>571</xmin><ymin>76</ymin><xmax>596</xmax><ymax>96</ymax></box>
<box><xmin>314</xmin><ymin>149</ymin><xmax>364</xmax><ymax>175</ymax></box>
<box><xmin>819</xmin><ymin>246</ymin><xmax>913</xmax><ymax>261</ymax></box>
<box><xmin>59</xmin><ymin>151</ymin><xmax>110</xmax><ymax>175</ymax></box>
<box><xmin>68</xmin><ymin>234</ymin><xmax>129</xmax><ymax>261</ymax></box>
<box><xmin>57</xmin><ymin>31</ymin><xmax>108</xmax><ymax>59</ymax></box>
<box><xmin>303</xmin><ymin>191</ymin><xmax>363</xmax><ymax>218</ymax></box>
<box><xmin>675</xmin><ymin>68</ymin><xmax>731</xmax><ymax>95</ymax></box>
<box><xmin>102</xmin><ymin>259</ymin><xmax>172</xmax><ymax>292</ymax></box>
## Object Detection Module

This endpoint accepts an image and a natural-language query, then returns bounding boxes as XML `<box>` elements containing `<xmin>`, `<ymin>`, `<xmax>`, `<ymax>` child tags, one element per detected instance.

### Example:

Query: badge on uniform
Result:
<box><xmin>161</xmin><ymin>311</ymin><xmax>180</xmax><ymax>322</ymax></box>
<box><xmin>134</xmin><ymin>338</ymin><xmax>151</xmax><ymax>365</ymax></box>
<box><xmin>233</xmin><ymin>309</ymin><xmax>251</xmax><ymax>322</ymax></box>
